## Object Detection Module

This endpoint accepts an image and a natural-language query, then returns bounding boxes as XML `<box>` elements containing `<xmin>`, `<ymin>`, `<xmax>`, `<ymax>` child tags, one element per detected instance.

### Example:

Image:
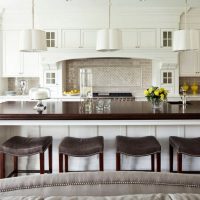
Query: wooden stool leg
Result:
<box><xmin>116</xmin><ymin>152</ymin><xmax>121</xmax><ymax>171</ymax></box>
<box><xmin>65</xmin><ymin>155</ymin><xmax>68</xmax><ymax>172</ymax></box>
<box><xmin>40</xmin><ymin>152</ymin><xmax>45</xmax><ymax>174</ymax></box>
<box><xmin>59</xmin><ymin>153</ymin><xmax>63</xmax><ymax>173</ymax></box>
<box><xmin>156</xmin><ymin>152</ymin><xmax>161</xmax><ymax>172</ymax></box>
<box><xmin>0</xmin><ymin>153</ymin><xmax>5</xmax><ymax>179</ymax></box>
<box><xmin>177</xmin><ymin>152</ymin><xmax>182</xmax><ymax>173</ymax></box>
<box><xmin>14</xmin><ymin>156</ymin><xmax>18</xmax><ymax>177</ymax></box>
<box><xmin>169</xmin><ymin>144</ymin><xmax>173</xmax><ymax>172</ymax></box>
<box><xmin>48</xmin><ymin>144</ymin><xmax>52</xmax><ymax>173</ymax></box>
<box><xmin>99</xmin><ymin>153</ymin><xmax>104</xmax><ymax>171</ymax></box>
<box><xmin>151</xmin><ymin>154</ymin><xmax>155</xmax><ymax>171</ymax></box>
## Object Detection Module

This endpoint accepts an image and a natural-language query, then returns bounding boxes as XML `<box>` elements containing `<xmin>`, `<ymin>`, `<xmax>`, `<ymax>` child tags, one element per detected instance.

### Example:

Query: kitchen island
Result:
<box><xmin>0</xmin><ymin>100</ymin><xmax>200</xmax><ymax>173</ymax></box>
<box><xmin>0</xmin><ymin>100</ymin><xmax>199</xmax><ymax>121</ymax></box>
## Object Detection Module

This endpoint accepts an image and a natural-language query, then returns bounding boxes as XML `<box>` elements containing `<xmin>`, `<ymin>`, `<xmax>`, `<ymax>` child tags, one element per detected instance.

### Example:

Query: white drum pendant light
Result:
<box><xmin>173</xmin><ymin>0</ymin><xmax>199</xmax><ymax>52</ymax></box>
<box><xmin>173</xmin><ymin>29</ymin><xmax>199</xmax><ymax>51</ymax></box>
<box><xmin>96</xmin><ymin>0</ymin><xmax>122</xmax><ymax>51</ymax></box>
<box><xmin>20</xmin><ymin>0</ymin><xmax>47</xmax><ymax>52</ymax></box>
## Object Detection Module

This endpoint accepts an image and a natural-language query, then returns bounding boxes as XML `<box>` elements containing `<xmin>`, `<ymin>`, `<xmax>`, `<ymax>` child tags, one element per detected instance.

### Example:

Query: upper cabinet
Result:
<box><xmin>3</xmin><ymin>31</ymin><xmax>21</xmax><ymax>77</ymax></box>
<box><xmin>61</xmin><ymin>29</ymin><xmax>97</xmax><ymax>49</ymax></box>
<box><xmin>3</xmin><ymin>30</ymin><xmax>40</xmax><ymax>77</ymax></box>
<box><xmin>45</xmin><ymin>30</ymin><xmax>58</xmax><ymax>48</ymax></box>
<box><xmin>160</xmin><ymin>29</ymin><xmax>173</xmax><ymax>49</ymax></box>
<box><xmin>122</xmin><ymin>29</ymin><xmax>156</xmax><ymax>49</ymax></box>
<box><xmin>179</xmin><ymin>51</ymin><xmax>200</xmax><ymax>77</ymax></box>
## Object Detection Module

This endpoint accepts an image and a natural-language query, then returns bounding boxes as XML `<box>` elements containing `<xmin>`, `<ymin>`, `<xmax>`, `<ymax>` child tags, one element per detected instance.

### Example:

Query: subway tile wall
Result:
<box><xmin>8</xmin><ymin>78</ymin><xmax>40</xmax><ymax>95</ymax></box>
<box><xmin>65</xmin><ymin>58</ymin><xmax>152</xmax><ymax>96</ymax></box>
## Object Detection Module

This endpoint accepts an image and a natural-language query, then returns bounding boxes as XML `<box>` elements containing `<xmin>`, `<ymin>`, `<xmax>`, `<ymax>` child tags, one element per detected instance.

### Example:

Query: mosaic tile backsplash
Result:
<box><xmin>179</xmin><ymin>77</ymin><xmax>200</xmax><ymax>94</ymax></box>
<box><xmin>65</xmin><ymin>58</ymin><xmax>152</xmax><ymax>96</ymax></box>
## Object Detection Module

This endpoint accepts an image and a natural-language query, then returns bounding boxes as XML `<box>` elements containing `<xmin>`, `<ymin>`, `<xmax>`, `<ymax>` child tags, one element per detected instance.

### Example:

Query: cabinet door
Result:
<box><xmin>45</xmin><ymin>30</ymin><xmax>58</xmax><ymax>48</ymax></box>
<box><xmin>3</xmin><ymin>30</ymin><xmax>21</xmax><ymax>77</ymax></box>
<box><xmin>22</xmin><ymin>53</ymin><xmax>40</xmax><ymax>77</ymax></box>
<box><xmin>122</xmin><ymin>30</ymin><xmax>138</xmax><ymax>49</ymax></box>
<box><xmin>179</xmin><ymin>51</ymin><xmax>198</xmax><ymax>77</ymax></box>
<box><xmin>160</xmin><ymin>70</ymin><xmax>175</xmax><ymax>94</ymax></box>
<box><xmin>61</xmin><ymin>29</ymin><xmax>81</xmax><ymax>48</ymax></box>
<box><xmin>81</xmin><ymin>30</ymin><xmax>97</xmax><ymax>49</ymax></box>
<box><xmin>160</xmin><ymin>29</ymin><xmax>173</xmax><ymax>48</ymax></box>
<box><xmin>43</xmin><ymin>70</ymin><xmax>59</xmax><ymax>97</ymax></box>
<box><xmin>139</xmin><ymin>29</ymin><xmax>156</xmax><ymax>48</ymax></box>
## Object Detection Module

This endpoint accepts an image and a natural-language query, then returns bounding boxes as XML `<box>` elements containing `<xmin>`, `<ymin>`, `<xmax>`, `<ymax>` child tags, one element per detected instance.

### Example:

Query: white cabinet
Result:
<box><xmin>3</xmin><ymin>30</ymin><xmax>40</xmax><ymax>77</ymax></box>
<box><xmin>3</xmin><ymin>30</ymin><xmax>21</xmax><ymax>77</ymax></box>
<box><xmin>43</xmin><ymin>70</ymin><xmax>59</xmax><ymax>97</ymax></box>
<box><xmin>81</xmin><ymin>30</ymin><xmax>97</xmax><ymax>49</ymax></box>
<box><xmin>160</xmin><ymin>70</ymin><xmax>175</xmax><ymax>94</ymax></box>
<box><xmin>160</xmin><ymin>29</ymin><xmax>173</xmax><ymax>48</ymax></box>
<box><xmin>139</xmin><ymin>29</ymin><xmax>156</xmax><ymax>48</ymax></box>
<box><xmin>41</xmin><ymin>62</ymin><xmax>66</xmax><ymax>98</ymax></box>
<box><xmin>179</xmin><ymin>51</ymin><xmax>199</xmax><ymax>77</ymax></box>
<box><xmin>61</xmin><ymin>29</ymin><xmax>97</xmax><ymax>49</ymax></box>
<box><xmin>122</xmin><ymin>29</ymin><xmax>156</xmax><ymax>49</ymax></box>
<box><xmin>21</xmin><ymin>53</ymin><xmax>40</xmax><ymax>77</ymax></box>
<box><xmin>45</xmin><ymin>30</ymin><xmax>58</xmax><ymax>48</ymax></box>
<box><xmin>122</xmin><ymin>30</ymin><xmax>138</xmax><ymax>49</ymax></box>
<box><xmin>62</xmin><ymin>29</ymin><xmax>81</xmax><ymax>49</ymax></box>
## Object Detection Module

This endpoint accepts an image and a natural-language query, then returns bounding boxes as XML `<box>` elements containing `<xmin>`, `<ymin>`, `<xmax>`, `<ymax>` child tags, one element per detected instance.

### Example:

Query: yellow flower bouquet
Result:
<box><xmin>144</xmin><ymin>86</ymin><xmax>168</xmax><ymax>108</ymax></box>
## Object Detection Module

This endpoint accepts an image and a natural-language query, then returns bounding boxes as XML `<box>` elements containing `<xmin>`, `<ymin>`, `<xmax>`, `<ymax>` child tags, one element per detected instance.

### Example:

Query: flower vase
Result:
<box><xmin>152</xmin><ymin>99</ymin><xmax>161</xmax><ymax>109</ymax></box>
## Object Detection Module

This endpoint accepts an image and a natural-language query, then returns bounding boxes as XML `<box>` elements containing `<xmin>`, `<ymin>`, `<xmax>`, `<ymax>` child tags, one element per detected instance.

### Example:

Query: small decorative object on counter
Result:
<box><xmin>144</xmin><ymin>86</ymin><xmax>168</xmax><ymax>109</ymax></box>
<box><xmin>29</xmin><ymin>87</ymin><xmax>50</xmax><ymax>114</ymax></box>
<box><xmin>63</xmin><ymin>89</ymin><xmax>80</xmax><ymax>96</ymax></box>
<box><xmin>191</xmin><ymin>82</ymin><xmax>198</xmax><ymax>95</ymax></box>
<box><xmin>182</xmin><ymin>82</ymin><xmax>189</xmax><ymax>93</ymax></box>
<box><xmin>80</xmin><ymin>68</ymin><xmax>93</xmax><ymax>98</ymax></box>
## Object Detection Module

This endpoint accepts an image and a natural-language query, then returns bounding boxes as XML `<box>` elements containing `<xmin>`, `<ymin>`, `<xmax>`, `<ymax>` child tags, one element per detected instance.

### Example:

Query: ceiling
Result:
<box><xmin>0</xmin><ymin>0</ymin><xmax>200</xmax><ymax>9</ymax></box>
<box><xmin>113</xmin><ymin>0</ymin><xmax>200</xmax><ymax>7</ymax></box>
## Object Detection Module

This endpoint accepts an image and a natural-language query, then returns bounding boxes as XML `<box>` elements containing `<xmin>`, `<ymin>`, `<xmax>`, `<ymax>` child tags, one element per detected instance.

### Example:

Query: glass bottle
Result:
<box><xmin>80</xmin><ymin>68</ymin><xmax>93</xmax><ymax>98</ymax></box>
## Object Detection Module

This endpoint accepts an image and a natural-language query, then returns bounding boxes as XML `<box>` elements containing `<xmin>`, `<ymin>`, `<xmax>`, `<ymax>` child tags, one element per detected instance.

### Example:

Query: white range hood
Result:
<box><xmin>40</xmin><ymin>49</ymin><xmax>178</xmax><ymax>64</ymax></box>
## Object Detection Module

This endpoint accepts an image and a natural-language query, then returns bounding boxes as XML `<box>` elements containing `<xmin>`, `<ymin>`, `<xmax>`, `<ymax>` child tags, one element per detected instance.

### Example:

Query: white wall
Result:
<box><xmin>0</xmin><ymin>0</ymin><xmax>187</xmax><ymax>30</ymax></box>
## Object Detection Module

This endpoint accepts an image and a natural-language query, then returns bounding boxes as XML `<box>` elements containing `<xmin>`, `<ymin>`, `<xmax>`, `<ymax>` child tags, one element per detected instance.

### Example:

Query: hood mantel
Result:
<box><xmin>40</xmin><ymin>49</ymin><xmax>178</xmax><ymax>64</ymax></box>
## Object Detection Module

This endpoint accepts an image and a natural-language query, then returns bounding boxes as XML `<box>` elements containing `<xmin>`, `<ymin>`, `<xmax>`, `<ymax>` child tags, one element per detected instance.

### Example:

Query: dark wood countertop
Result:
<box><xmin>0</xmin><ymin>100</ymin><xmax>199</xmax><ymax>120</ymax></box>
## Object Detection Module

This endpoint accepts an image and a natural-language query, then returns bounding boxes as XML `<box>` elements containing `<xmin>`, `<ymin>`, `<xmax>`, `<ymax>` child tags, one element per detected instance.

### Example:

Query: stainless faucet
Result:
<box><xmin>180</xmin><ymin>87</ymin><xmax>187</xmax><ymax>105</ymax></box>
<box><xmin>20</xmin><ymin>80</ymin><xmax>27</xmax><ymax>95</ymax></box>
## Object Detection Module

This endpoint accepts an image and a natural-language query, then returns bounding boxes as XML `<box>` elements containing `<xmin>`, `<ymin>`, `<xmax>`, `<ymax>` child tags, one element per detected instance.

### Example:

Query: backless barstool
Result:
<box><xmin>0</xmin><ymin>136</ymin><xmax>52</xmax><ymax>179</ymax></box>
<box><xmin>116</xmin><ymin>136</ymin><xmax>161</xmax><ymax>172</ymax></box>
<box><xmin>169</xmin><ymin>136</ymin><xmax>200</xmax><ymax>173</ymax></box>
<box><xmin>59</xmin><ymin>136</ymin><xmax>104</xmax><ymax>172</ymax></box>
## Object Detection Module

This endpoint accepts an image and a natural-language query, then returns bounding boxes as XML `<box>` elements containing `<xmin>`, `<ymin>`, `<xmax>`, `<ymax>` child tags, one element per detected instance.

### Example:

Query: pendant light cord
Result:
<box><xmin>32</xmin><ymin>0</ymin><xmax>35</xmax><ymax>29</ymax></box>
<box><xmin>108</xmin><ymin>0</ymin><xmax>111</xmax><ymax>29</ymax></box>
<box><xmin>185</xmin><ymin>0</ymin><xmax>187</xmax><ymax>29</ymax></box>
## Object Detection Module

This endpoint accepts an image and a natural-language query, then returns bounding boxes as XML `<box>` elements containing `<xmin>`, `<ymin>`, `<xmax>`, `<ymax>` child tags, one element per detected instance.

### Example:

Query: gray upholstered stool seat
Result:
<box><xmin>116</xmin><ymin>136</ymin><xmax>161</xmax><ymax>172</ymax></box>
<box><xmin>2</xmin><ymin>136</ymin><xmax>53</xmax><ymax>156</ymax></box>
<box><xmin>169</xmin><ymin>136</ymin><xmax>200</xmax><ymax>156</ymax></box>
<box><xmin>169</xmin><ymin>136</ymin><xmax>200</xmax><ymax>173</ymax></box>
<box><xmin>0</xmin><ymin>136</ymin><xmax>53</xmax><ymax>179</ymax></box>
<box><xmin>59</xmin><ymin>136</ymin><xmax>104</xmax><ymax>172</ymax></box>
<box><xmin>116</xmin><ymin>136</ymin><xmax>161</xmax><ymax>156</ymax></box>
